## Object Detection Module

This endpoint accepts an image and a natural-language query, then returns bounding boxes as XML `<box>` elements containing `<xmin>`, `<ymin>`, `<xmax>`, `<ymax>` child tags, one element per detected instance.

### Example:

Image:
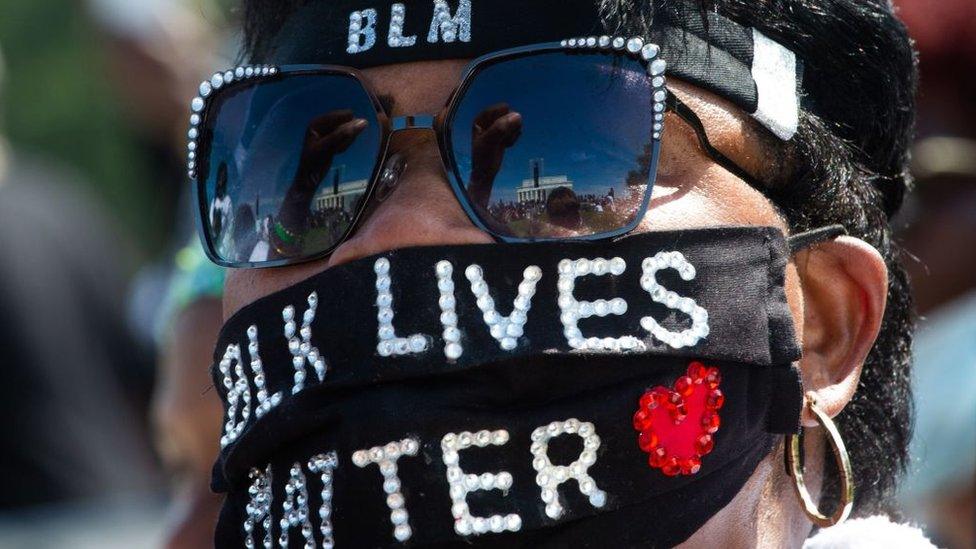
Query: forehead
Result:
<box><xmin>363</xmin><ymin>60</ymin><xmax>468</xmax><ymax>114</ymax></box>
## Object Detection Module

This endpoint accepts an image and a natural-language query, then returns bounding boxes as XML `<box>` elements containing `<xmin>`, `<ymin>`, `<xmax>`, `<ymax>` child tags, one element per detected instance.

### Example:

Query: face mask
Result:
<box><xmin>210</xmin><ymin>225</ymin><xmax>836</xmax><ymax>548</ymax></box>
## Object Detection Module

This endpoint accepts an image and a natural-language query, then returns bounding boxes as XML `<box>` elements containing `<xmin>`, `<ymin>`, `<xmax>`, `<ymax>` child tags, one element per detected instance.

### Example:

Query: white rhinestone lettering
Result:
<box><xmin>375</xmin><ymin>258</ymin><xmax>431</xmax><ymax>357</ymax></box>
<box><xmin>427</xmin><ymin>0</ymin><xmax>471</xmax><ymax>44</ymax></box>
<box><xmin>348</xmin><ymin>8</ymin><xmax>378</xmax><ymax>54</ymax></box>
<box><xmin>283</xmin><ymin>292</ymin><xmax>327</xmax><ymax>395</ymax></box>
<box><xmin>465</xmin><ymin>264</ymin><xmax>541</xmax><ymax>351</ymax></box>
<box><xmin>530</xmin><ymin>419</ymin><xmax>607</xmax><ymax>520</ymax></box>
<box><xmin>247</xmin><ymin>325</ymin><xmax>283</xmax><ymax>420</ymax></box>
<box><xmin>352</xmin><ymin>438</ymin><xmax>422</xmax><ymax>542</ymax></box>
<box><xmin>639</xmin><ymin>252</ymin><xmax>710</xmax><ymax>348</ymax></box>
<box><xmin>388</xmin><ymin>3</ymin><xmax>417</xmax><ymax>47</ymax></box>
<box><xmin>308</xmin><ymin>453</ymin><xmax>339</xmax><ymax>549</ymax></box>
<box><xmin>244</xmin><ymin>466</ymin><xmax>274</xmax><ymax>549</ymax></box>
<box><xmin>278</xmin><ymin>463</ymin><xmax>315</xmax><ymax>548</ymax></box>
<box><xmin>557</xmin><ymin>257</ymin><xmax>644</xmax><ymax>352</ymax></box>
<box><xmin>441</xmin><ymin>430</ymin><xmax>521</xmax><ymax>536</ymax></box>
<box><xmin>219</xmin><ymin>343</ymin><xmax>251</xmax><ymax>448</ymax></box>
<box><xmin>435</xmin><ymin>260</ymin><xmax>463</xmax><ymax>361</ymax></box>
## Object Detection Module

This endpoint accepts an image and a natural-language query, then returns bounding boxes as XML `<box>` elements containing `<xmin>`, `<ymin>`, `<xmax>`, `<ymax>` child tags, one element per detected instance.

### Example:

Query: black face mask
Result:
<box><xmin>210</xmin><ymin>226</ymin><xmax>836</xmax><ymax>548</ymax></box>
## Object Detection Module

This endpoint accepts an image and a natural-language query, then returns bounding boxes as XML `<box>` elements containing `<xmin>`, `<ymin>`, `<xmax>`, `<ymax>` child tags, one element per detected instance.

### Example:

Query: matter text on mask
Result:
<box><xmin>241</xmin><ymin>420</ymin><xmax>605</xmax><ymax>544</ymax></box>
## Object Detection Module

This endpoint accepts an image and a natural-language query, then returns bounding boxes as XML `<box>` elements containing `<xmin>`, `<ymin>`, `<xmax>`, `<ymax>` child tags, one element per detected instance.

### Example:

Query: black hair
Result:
<box><xmin>238</xmin><ymin>0</ymin><xmax>917</xmax><ymax>518</ymax></box>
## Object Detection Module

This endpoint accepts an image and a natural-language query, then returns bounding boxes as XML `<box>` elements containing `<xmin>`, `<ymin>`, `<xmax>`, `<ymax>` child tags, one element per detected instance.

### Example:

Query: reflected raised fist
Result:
<box><xmin>294</xmin><ymin>110</ymin><xmax>369</xmax><ymax>192</ymax></box>
<box><xmin>468</xmin><ymin>103</ymin><xmax>523</xmax><ymax>208</ymax></box>
<box><xmin>275</xmin><ymin>110</ymin><xmax>368</xmax><ymax>250</ymax></box>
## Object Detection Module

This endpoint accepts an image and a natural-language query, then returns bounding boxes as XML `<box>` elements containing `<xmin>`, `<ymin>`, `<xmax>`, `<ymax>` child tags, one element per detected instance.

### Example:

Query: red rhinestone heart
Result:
<box><xmin>633</xmin><ymin>361</ymin><xmax>724</xmax><ymax>476</ymax></box>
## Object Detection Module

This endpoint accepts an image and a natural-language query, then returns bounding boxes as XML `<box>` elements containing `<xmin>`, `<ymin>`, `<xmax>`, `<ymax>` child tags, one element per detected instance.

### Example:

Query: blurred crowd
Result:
<box><xmin>0</xmin><ymin>1</ymin><xmax>231</xmax><ymax>547</ymax></box>
<box><xmin>0</xmin><ymin>0</ymin><xmax>972</xmax><ymax>548</ymax></box>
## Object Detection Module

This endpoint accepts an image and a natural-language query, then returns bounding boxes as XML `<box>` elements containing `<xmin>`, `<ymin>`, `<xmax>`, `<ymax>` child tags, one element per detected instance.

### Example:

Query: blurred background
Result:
<box><xmin>0</xmin><ymin>1</ymin><xmax>972</xmax><ymax>548</ymax></box>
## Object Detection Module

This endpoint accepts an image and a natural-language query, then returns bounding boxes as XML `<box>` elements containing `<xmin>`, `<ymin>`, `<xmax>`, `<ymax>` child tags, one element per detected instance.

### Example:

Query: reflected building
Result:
<box><xmin>516</xmin><ymin>175</ymin><xmax>573</xmax><ymax>203</ymax></box>
<box><xmin>516</xmin><ymin>158</ymin><xmax>573</xmax><ymax>203</ymax></box>
<box><xmin>314</xmin><ymin>179</ymin><xmax>368</xmax><ymax>212</ymax></box>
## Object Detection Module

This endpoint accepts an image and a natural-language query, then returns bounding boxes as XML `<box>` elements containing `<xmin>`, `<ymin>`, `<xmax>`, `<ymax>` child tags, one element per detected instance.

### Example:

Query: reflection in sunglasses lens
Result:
<box><xmin>448</xmin><ymin>51</ymin><xmax>658</xmax><ymax>239</ymax></box>
<box><xmin>201</xmin><ymin>73</ymin><xmax>382</xmax><ymax>265</ymax></box>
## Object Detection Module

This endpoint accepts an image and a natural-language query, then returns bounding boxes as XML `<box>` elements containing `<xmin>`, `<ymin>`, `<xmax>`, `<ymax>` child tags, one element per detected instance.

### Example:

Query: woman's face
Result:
<box><xmin>222</xmin><ymin>59</ymin><xmax>888</xmax><ymax>546</ymax></box>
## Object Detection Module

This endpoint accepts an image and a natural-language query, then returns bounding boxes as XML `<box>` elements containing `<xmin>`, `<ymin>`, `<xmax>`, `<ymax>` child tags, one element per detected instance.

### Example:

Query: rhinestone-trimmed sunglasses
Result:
<box><xmin>187</xmin><ymin>36</ymin><xmax>762</xmax><ymax>268</ymax></box>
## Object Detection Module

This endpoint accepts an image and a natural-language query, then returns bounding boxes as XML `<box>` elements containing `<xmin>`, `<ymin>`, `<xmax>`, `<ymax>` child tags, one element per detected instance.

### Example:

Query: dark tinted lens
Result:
<box><xmin>200</xmin><ymin>72</ymin><xmax>382</xmax><ymax>265</ymax></box>
<box><xmin>448</xmin><ymin>51</ymin><xmax>658</xmax><ymax>239</ymax></box>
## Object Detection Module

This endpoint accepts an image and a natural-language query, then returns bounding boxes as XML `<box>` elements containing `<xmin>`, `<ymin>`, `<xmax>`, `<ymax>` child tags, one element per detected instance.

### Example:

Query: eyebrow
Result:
<box><xmin>377</xmin><ymin>93</ymin><xmax>397</xmax><ymax>115</ymax></box>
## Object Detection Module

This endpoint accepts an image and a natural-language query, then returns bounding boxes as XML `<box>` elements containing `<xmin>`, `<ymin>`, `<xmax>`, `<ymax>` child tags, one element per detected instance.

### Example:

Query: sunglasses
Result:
<box><xmin>188</xmin><ymin>36</ymin><xmax>762</xmax><ymax>268</ymax></box>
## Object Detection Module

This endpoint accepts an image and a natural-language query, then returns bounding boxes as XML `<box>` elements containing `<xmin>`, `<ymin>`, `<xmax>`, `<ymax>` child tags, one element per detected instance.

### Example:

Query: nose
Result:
<box><xmin>327</xmin><ymin>129</ymin><xmax>493</xmax><ymax>268</ymax></box>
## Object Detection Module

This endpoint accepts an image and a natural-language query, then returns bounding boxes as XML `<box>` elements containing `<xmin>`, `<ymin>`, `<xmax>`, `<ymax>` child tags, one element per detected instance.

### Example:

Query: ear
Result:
<box><xmin>794</xmin><ymin>236</ymin><xmax>888</xmax><ymax>426</ymax></box>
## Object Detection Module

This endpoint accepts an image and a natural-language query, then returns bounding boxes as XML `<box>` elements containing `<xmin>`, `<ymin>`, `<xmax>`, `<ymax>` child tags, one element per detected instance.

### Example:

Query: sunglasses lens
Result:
<box><xmin>447</xmin><ymin>51</ymin><xmax>659</xmax><ymax>239</ymax></box>
<box><xmin>199</xmin><ymin>73</ymin><xmax>383</xmax><ymax>266</ymax></box>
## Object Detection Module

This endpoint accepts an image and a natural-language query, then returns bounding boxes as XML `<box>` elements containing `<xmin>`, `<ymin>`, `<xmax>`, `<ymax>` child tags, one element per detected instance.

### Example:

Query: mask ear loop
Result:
<box><xmin>787</xmin><ymin>224</ymin><xmax>847</xmax><ymax>254</ymax></box>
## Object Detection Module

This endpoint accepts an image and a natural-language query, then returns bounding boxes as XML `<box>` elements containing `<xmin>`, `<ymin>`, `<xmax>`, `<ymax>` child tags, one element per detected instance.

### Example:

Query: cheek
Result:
<box><xmin>641</xmin><ymin>163</ymin><xmax>789</xmax><ymax>232</ymax></box>
<box><xmin>644</xmin><ymin>107</ymin><xmax>786</xmax><ymax>232</ymax></box>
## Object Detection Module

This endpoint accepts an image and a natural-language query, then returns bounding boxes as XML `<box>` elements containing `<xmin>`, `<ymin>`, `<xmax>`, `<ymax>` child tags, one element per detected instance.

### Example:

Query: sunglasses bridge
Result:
<box><xmin>391</xmin><ymin>114</ymin><xmax>436</xmax><ymax>132</ymax></box>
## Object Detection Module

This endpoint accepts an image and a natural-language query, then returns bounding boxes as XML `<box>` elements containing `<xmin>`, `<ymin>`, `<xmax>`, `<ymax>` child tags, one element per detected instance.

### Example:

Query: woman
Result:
<box><xmin>181</xmin><ymin>0</ymin><xmax>929</xmax><ymax>546</ymax></box>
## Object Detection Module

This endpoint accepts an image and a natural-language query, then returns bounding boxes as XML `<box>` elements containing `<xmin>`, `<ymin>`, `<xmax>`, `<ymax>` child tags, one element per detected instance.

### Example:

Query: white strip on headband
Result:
<box><xmin>751</xmin><ymin>29</ymin><xmax>800</xmax><ymax>141</ymax></box>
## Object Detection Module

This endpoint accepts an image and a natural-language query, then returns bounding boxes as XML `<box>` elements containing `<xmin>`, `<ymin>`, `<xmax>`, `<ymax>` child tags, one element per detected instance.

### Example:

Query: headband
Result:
<box><xmin>268</xmin><ymin>0</ymin><xmax>803</xmax><ymax>140</ymax></box>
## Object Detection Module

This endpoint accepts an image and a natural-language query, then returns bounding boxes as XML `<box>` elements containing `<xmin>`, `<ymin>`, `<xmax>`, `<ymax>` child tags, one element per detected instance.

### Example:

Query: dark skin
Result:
<box><xmin>224</xmin><ymin>60</ymin><xmax>888</xmax><ymax>547</ymax></box>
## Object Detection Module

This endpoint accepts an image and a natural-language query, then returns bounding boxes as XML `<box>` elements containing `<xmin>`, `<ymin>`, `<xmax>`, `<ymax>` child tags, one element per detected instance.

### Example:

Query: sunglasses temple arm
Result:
<box><xmin>665</xmin><ymin>94</ymin><xmax>769</xmax><ymax>193</ymax></box>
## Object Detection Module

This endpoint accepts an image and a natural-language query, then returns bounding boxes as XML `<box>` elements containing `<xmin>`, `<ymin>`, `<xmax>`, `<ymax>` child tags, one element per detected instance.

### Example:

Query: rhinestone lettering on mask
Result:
<box><xmin>247</xmin><ymin>326</ymin><xmax>283</xmax><ymax>420</ymax></box>
<box><xmin>308</xmin><ymin>453</ymin><xmax>339</xmax><ymax>549</ymax></box>
<box><xmin>530</xmin><ymin>419</ymin><xmax>607</xmax><ymax>520</ymax></box>
<box><xmin>279</xmin><ymin>463</ymin><xmax>315</xmax><ymax>548</ymax></box>
<box><xmin>347</xmin><ymin>8</ymin><xmax>378</xmax><ymax>54</ymax></box>
<box><xmin>244</xmin><ymin>466</ymin><xmax>274</xmax><ymax>549</ymax></box>
<box><xmin>435</xmin><ymin>260</ymin><xmax>463</xmax><ymax>361</ymax></box>
<box><xmin>639</xmin><ymin>252</ymin><xmax>710</xmax><ymax>348</ymax></box>
<box><xmin>427</xmin><ymin>0</ymin><xmax>471</xmax><ymax>44</ymax></box>
<box><xmin>441</xmin><ymin>430</ymin><xmax>522</xmax><ymax>536</ymax></box>
<box><xmin>375</xmin><ymin>258</ymin><xmax>431</xmax><ymax>357</ymax></box>
<box><xmin>283</xmin><ymin>292</ymin><xmax>327</xmax><ymax>395</ymax></box>
<box><xmin>352</xmin><ymin>438</ymin><xmax>422</xmax><ymax>542</ymax></box>
<box><xmin>388</xmin><ymin>3</ymin><xmax>417</xmax><ymax>48</ymax></box>
<box><xmin>464</xmin><ymin>264</ymin><xmax>541</xmax><ymax>351</ymax></box>
<box><xmin>219</xmin><ymin>343</ymin><xmax>251</xmax><ymax>448</ymax></box>
<box><xmin>557</xmin><ymin>257</ymin><xmax>645</xmax><ymax>352</ymax></box>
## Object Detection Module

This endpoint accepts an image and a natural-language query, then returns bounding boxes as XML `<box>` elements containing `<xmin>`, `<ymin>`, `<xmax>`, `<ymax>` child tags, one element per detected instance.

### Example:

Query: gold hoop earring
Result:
<box><xmin>785</xmin><ymin>395</ymin><xmax>854</xmax><ymax>528</ymax></box>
